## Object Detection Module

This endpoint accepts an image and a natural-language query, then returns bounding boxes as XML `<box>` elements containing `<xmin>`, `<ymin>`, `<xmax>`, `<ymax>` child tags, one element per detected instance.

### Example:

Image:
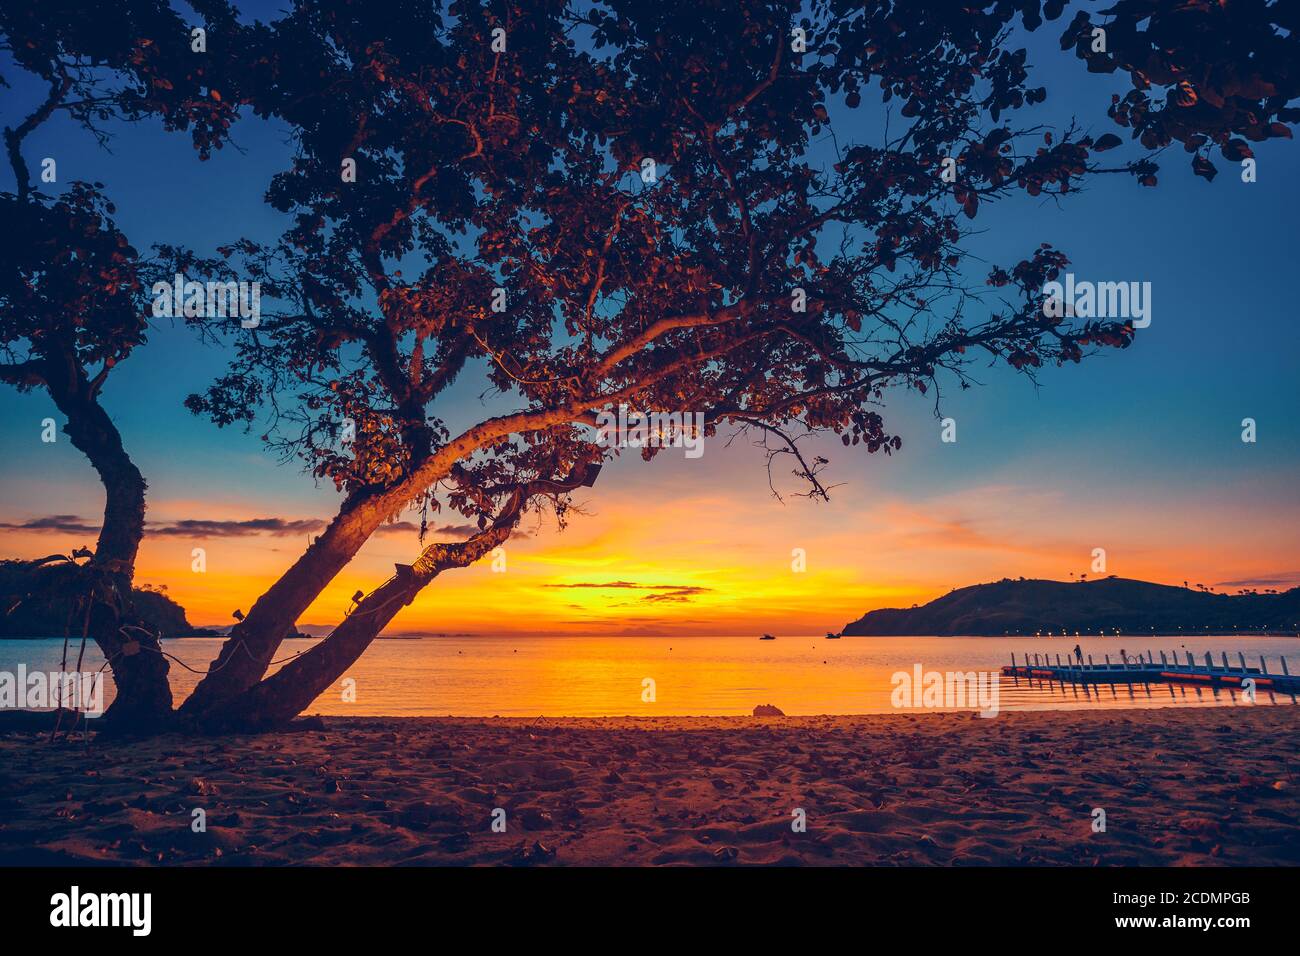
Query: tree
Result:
<box><xmin>180</xmin><ymin>0</ymin><xmax>1299</xmax><ymax>731</ymax></box>
<box><xmin>11</xmin><ymin>0</ymin><xmax>1298</xmax><ymax>731</ymax></box>
<box><xmin>0</xmin><ymin>1</ymin><xmax>240</xmax><ymax>729</ymax></box>
<box><xmin>1056</xmin><ymin>0</ymin><xmax>1298</xmax><ymax>181</ymax></box>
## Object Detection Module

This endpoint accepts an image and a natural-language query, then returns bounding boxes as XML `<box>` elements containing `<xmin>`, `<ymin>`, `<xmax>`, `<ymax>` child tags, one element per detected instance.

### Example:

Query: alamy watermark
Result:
<box><xmin>50</xmin><ymin>886</ymin><xmax>150</xmax><ymax>936</ymax></box>
<box><xmin>891</xmin><ymin>664</ymin><xmax>1000</xmax><ymax>717</ymax></box>
<box><xmin>1042</xmin><ymin>273</ymin><xmax>1151</xmax><ymax>328</ymax></box>
<box><xmin>0</xmin><ymin>666</ymin><xmax>104</xmax><ymax>717</ymax></box>
<box><xmin>150</xmin><ymin>274</ymin><xmax>261</xmax><ymax>328</ymax></box>
<box><xmin>593</xmin><ymin>404</ymin><xmax>705</xmax><ymax>458</ymax></box>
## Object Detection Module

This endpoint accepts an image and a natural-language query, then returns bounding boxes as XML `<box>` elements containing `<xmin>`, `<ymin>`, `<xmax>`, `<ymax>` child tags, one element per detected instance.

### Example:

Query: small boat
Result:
<box><xmin>759</xmin><ymin>633</ymin><xmax>776</xmax><ymax>641</ymax></box>
<box><xmin>825</xmin><ymin>632</ymin><xmax>841</xmax><ymax>639</ymax></box>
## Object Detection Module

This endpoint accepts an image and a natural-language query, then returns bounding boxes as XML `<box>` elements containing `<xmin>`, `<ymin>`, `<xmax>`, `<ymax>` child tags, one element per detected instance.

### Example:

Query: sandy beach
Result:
<box><xmin>1</xmin><ymin>706</ymin><xmax>1296</xmax><ymax>866</ymax></box>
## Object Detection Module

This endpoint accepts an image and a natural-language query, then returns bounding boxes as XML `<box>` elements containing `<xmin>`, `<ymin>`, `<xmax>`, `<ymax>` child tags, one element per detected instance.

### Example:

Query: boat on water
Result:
<box><xmin>825</xmin><ymin>632</ymin><xmax>841</xmax><ymax>639</ymax></box>
<box><xmin>759</xmin><ymin>633</ymin><xmax>776</xmax><ymax>640</ymax></box>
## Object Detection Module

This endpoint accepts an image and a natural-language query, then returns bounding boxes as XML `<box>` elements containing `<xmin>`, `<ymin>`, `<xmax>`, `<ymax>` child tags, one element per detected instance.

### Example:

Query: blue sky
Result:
<box><xmin>2</xmin><ymin>6</ymin><xmax>1297</xmax><ymax>631</ymax></box>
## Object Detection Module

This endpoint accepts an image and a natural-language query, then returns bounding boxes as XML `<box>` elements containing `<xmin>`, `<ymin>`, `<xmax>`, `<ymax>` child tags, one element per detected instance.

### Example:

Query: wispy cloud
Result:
<box><xmin>372</xmin><ymin>521</ymin><xmax>484</xmax><ymax>537</ymax></box>
<box><xmin>545</xmin><ymin>580</ymin><xmax>712</xmax><ymax>592</ymax></box>
<box><xmin>543</xmin><ymin>580</ymin><xmax>714</xmax><ymax>604</ymax></box>
<box><xmin>1214</xmin><ymin>574</ymin><xmax>1300</xmax><ymax>589</ymax></box>
<box><xmin>2</xmin><ymin>514</ymin><xmax>496</xmax><ymax>541</ymax></box>
<box><xmin>373</xmin><ymin>521</ymin><xmax>533</xmax><ymax>541</ymax></box>
<box><xmin>149</xmin><ymin>518</ymin><xmax>327</xmax><ymax>537</ymax></box>
<box><xmin>642</xmin><ymin>587</ymin><xmax>712</xmax><ymax>602</ymax></box>
<box><xmin>1</xmin><ymin>514</ymin><xmax>328</xmax><ymax>538</ymax></box>
<box><xmin>0</xmin><ymin>515</ymin><xmax>100</xmax><ymax>535</ymax></box>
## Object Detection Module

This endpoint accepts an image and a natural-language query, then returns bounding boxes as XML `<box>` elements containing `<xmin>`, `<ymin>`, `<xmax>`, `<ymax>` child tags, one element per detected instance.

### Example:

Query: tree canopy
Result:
<box><xmin>3</xmin><ymin>0</ymin><xmax>1297</xmax><ymax>730</ymax></box>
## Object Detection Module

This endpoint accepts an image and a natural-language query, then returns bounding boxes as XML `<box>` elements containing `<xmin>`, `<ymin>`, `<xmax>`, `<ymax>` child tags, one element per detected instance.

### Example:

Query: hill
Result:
<box><xmin>842</xmin><ymin>577</ymin><xmax>1300</xmax><ymax>636</ymax></box>
<box><xmin>0</xmin><ymin>559</ymin><xmax>218</xmax><ymax>638</ymax></box>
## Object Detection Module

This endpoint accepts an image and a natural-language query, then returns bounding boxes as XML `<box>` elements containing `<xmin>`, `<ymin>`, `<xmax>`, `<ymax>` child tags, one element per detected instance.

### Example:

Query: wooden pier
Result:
<box><xmin>1001</xmin><ymin>649</ymin><xmax>1300</xmax><ymax>694</ymax></box>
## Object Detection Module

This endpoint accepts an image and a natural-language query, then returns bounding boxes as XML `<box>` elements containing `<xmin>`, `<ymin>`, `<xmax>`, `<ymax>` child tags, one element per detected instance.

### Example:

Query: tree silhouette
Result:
<box><xmin>1056</xmin><ymin>0</ymin><xmax>1298</xmax><ymax>180</ymax></box>
<box><xmin>181</xmin><ymin>0</ymin><xmax>1141</xmax><ymax>726</ymax></box>
<box><xmin>6</xmin><ymin>0</ymin><xmax>1297</xmax><ymax>731</ymax></box>
<box><xmin>0</xmin><ymin>1</ymin><xmax>242</xmax><ymax>729</ymax></box>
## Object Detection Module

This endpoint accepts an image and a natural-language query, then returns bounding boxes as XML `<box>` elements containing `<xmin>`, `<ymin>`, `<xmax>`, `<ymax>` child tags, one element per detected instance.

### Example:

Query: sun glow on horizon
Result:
<box><xmin>5</xmin><ymin>459</ymin><xmax>1296</xmax><ymax>638</ymax></box>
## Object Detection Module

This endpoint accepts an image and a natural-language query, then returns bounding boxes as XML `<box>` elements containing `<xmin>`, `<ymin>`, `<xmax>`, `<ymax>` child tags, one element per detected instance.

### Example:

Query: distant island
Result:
<box><xmin>0</xmin><ymin>560</ymin><xmax>219</xmax><ymax>639</ymax></box>
<box><xmin>842</xmin><ymin>577</ymin><xmax>1300</xmax><ymax>637</ymax></box>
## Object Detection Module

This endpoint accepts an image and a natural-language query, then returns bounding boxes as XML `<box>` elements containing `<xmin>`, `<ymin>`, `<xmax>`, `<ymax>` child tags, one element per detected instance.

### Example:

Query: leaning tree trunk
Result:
<box><xmin>45</xmin><ymin>357</ymin><xmax>172</xmax><ymax>730</ymax></box>
<box><xmin>181</xmin><ymin>404</ymin><xmax>599</xmax><ymax>720</ymax></box>
<box><xmin>177</xmin><ymin>481</ymin><xmax>426</xmax><ymax>718</ymax></box>
<box><xmin>198</xmin><ymin>520</ymin><xmax>515</xmax><ymax>732</ymax></box>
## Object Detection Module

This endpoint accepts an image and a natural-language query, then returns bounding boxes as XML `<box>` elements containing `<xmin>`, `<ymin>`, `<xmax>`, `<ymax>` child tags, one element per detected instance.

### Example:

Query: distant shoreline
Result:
<box><xmin>1</xmin><ymin>631</ymin><xmax>1297</xmax><ymax>640</ymax></box>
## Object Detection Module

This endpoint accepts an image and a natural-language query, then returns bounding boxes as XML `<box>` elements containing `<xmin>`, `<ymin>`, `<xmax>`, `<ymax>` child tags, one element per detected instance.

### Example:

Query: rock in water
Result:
<box><xmin>752</xmin><ymin>704</ymin><xmax>785</xmax><ymax>717</ymax></box>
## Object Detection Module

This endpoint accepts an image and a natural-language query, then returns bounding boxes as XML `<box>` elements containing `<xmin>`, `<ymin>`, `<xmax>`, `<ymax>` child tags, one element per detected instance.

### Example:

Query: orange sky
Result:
<box><xmin>5</xmin><ymin>439</ymin><xmax>1297</xmax><ymax>636</ymax></box>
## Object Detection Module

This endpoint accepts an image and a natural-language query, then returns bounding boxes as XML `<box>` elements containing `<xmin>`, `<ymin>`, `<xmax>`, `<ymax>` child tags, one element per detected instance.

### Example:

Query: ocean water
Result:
<box><xmin>2</xmin><ymin>633</ymin><xmax>1297</xmax><ymax>718</ymax></box>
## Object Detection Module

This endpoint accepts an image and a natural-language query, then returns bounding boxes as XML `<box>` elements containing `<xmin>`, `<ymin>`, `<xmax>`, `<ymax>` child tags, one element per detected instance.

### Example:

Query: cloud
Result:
<box><xmin>374</xmin><ymin>521</ymin><xmax>533</xmax><ymax>539</ymax></box>
<box><xmin>1214</xmin><ymin>574</ymin><xmax>1300</xmax><ymax>589</ymax></box>
<box><xmin>0</xmin><ymin>515</ymin><xmax>100</xmax><ymax>535</ymax></box>
<box><xmin>544</xmin><ymin>580</ymin><xmax>645</xmax><ymax>589</ymax></box>
<box><xmin>544</xmin><ymin>581</ymin><xmax>714</xmax><ymax>604</ymax></box>
<box><xmin>434</xmin><ymin>523</ymin><xmax>479</xmax><ymax>537</ymax></box>
<box><xmin>3</xmin><ymin>513</ymin><xmax>535</xmax><ymax>547</ymax></box>
<box><xmin>148</xmin><ymin>518</ymin><xmax>328</xmax><ymax>537</ymax></box>
<box><xmin>375</xmin><ymin>521</ymin><xmax>481</xmax><ymax>537</ymax></box>
<box><xmin>544</xmin><ymin>581</ymin><xmax>712</xmax><ymax>592</ymax></box>
<box><xmin>642</xmin><ymin>587</ymin><xmax>712</xmax><ymax>603</ymax></box>
<box><xmin>1</xmin><ymin>514</ymin><xmax>327</xmax><ymax>538</ymax></box>
<box><xmin>373</xmin><ymin>521</ymin><xmax>422</xmax><ymax>535</ymax></box>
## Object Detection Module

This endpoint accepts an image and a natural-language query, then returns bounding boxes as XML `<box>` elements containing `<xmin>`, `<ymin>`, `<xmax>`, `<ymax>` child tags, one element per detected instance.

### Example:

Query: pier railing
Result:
<box><xmin>1002</xmin><ymin>649</ymin><xmax>1298</xmax><ymax>692</ymax></box>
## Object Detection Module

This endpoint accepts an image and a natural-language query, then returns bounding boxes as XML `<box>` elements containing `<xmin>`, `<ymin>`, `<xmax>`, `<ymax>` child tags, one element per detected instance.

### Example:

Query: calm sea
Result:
<box><xmin>1</xmin><ymin>634</ymin><xmax>1296</xmax><ymax>718</ymax></box>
